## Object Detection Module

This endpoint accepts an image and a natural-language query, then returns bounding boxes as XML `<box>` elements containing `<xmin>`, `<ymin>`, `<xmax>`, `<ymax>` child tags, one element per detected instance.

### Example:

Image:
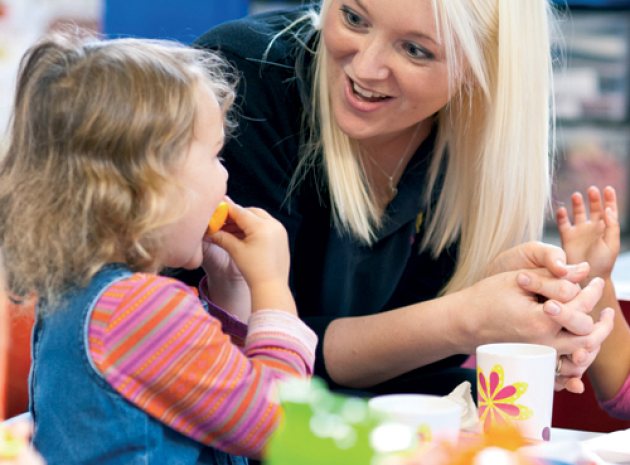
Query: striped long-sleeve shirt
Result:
<box><xmin>601</xmin><ymin>374</ymin><xmax>630</xmax><ymax>420</ymax></box>
<box><xmin>87</xmin><ymin>273</ymin><xmax>317</xmax><ymax>457</ymax></box>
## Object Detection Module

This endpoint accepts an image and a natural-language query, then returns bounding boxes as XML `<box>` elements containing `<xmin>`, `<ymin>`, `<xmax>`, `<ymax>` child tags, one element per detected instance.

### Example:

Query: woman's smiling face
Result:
<box><xmin>321</xmin><ymin>0</ymin><xmax>452</xmax><ymax>146</ymax></box>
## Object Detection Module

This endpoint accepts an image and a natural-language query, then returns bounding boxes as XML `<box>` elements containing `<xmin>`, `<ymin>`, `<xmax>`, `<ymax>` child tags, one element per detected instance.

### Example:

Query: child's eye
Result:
<box><xmin>340</xmin><ymin>5</ymin><xmax>367</xmax><ymax>29</ymax></box>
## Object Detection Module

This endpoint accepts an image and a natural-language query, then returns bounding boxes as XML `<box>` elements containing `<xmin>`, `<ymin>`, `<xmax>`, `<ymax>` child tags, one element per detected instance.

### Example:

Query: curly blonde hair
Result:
<box><xmin>0</xmin><ymin>33</ymin><xmax>236</xmax><ymax>305</ymax></box>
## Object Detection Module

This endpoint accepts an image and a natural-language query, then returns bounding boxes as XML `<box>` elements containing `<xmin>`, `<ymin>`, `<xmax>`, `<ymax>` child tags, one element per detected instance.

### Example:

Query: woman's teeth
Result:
<box><xmin>352</xmin><ymin>81</ymin><xmax>388</xmax><ymax>101</ymax></box>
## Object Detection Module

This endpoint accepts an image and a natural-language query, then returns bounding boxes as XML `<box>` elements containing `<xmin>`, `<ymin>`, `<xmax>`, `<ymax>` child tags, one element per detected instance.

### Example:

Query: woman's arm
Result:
<box><xmin>323</xmin><ymin>269</ymin><xmax>610</xmax><ymax>389</ymax></box>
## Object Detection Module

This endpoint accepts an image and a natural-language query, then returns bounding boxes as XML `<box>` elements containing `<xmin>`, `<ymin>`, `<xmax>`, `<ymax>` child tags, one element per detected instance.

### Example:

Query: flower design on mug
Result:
<box><xmin>417</xmin><ymin>423</ymin><xmax>432</xmax><ymax>443</ymax></box>
<box><xmin>477</xmin><ymin>364</ymin><xmax>532</xmax><ymax>432</ymax></box>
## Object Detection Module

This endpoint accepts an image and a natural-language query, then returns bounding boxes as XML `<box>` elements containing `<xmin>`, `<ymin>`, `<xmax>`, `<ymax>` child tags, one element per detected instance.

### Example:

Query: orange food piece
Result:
<box><xmin>207</xmin><ymin>200</ymin><xmax>229</xmax><ymax>235</ymax></box>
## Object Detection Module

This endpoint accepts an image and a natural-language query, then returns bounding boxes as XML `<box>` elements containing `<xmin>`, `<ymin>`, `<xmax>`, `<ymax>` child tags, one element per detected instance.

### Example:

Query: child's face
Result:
<box><xmin>161</xmin><ymin>86</ymin><xmax>227</xmax><ymax>269</ymax></box>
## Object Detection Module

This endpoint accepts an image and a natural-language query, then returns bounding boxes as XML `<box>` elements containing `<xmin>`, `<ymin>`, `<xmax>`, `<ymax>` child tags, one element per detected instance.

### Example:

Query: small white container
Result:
<box><xmin>368</xmin><ymin>393</ymin><xmax>462</xmax><ymax>444</ymax></box>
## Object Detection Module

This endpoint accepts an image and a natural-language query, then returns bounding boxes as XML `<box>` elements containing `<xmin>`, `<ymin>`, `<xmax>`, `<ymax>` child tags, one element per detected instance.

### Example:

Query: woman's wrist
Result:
<box><xmin>440</xmin><ymin>287</ymin><xmax>479</xmax><ymax>354</ymax></box>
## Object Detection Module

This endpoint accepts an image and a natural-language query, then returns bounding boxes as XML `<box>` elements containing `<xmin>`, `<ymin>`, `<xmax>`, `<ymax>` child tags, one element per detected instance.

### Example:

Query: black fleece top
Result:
<box><xmin>190</xmin><ymin>6</ymin><xmax>468</xmax><ymax>394</ymax></box>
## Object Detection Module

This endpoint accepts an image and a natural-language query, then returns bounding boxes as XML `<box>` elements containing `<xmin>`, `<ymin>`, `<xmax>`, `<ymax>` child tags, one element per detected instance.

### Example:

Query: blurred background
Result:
<box><xmin>0</xmin><ymin>0</ymin><xmax>630</xmax><ymax>250</ymax></box>
<box><xmin>1</xmin><ymin>0</ymin><xmax>629</xmax><ymax>246</ymax></box>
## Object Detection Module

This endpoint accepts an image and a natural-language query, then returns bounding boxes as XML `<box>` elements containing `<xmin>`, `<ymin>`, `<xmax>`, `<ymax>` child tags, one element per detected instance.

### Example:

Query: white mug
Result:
<box><xmin>476</xmin><ymin>343</ymin><xmax>556</xmax><ymax>441</ymax></box>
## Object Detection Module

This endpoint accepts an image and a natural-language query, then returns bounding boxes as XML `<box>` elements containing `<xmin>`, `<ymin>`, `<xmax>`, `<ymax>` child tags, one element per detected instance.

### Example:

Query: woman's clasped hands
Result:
<box><xmin>469</xmin><ymin>241</ymin><xmax>614</xmax><ymax>394</ymax></box>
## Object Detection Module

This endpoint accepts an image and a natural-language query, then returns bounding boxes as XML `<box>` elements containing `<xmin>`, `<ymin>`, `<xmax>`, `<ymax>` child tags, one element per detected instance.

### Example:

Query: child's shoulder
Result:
<box><xmin>111</xmin><ymin>272</ymin><xmax>196</xmax><ymax>292</ymax></box>
<box><xmin>100</xmin><ymin>272</ymin><xmax>200</xmax><ymax>310</ymax></box>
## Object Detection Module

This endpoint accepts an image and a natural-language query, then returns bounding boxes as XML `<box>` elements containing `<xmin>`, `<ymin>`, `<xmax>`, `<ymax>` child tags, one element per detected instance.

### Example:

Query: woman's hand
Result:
<box><xmin>546</xmin><ymin>306</ymin><xmax>615</xmax><ymax>393</ymax></box>
<box><xmin>468</xmin><ymin>269</ymin><xmax>583</xmax><ymax>347</ymax></box>
<box><xmin>466</xmin><ymin>268</ymin><xmax>610</xmax><ymax>393</ymax></box>
<box><xmin>487</xmin><ymin>241</ymin><xmax>590</xmax><ymax>285</ymax></box>
<box><xmin>516</xmin><ymin>272</ymin><xmax>615</xmax><ymax>393</ymax></box>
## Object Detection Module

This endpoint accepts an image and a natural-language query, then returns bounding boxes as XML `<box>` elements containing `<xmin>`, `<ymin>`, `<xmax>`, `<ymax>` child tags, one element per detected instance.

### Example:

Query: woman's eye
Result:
<box><xmin>340</xmin><ymin>6</ymin><xmax>366</xmax><ymax>28</ymax></box>
<box><xmin>403</xmin><ymin>42</ymin><xmax>434</xmax><ymax>60</ymax></box>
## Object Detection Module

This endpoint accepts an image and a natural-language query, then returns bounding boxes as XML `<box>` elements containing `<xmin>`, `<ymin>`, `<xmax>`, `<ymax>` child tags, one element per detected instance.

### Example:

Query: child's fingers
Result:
<box><xmin>208</xmin><ymin>229</ymin><xmax>250</xmax><ymax>260</ymax></box>
<box><xmin>225</xmin><ymin>199</ymin><xmax>273</xmax><ymax>224</ymax></box>
<box><xmin>571</xmin><ymin>192</ymin><xmax>587</xmax><ymax>224</ymax></box>
<box><xmin>603</xmin><ymin>207</ymin><xmax>621</xmax><ymax>252</ymax></box>
<box><xmin>221</xmin><ymin>200</ymin><xmax>262</xmax><ymax>234</ymax></box>
<box><xmin>556</xmin><ymin>206</ymin><xmax>572</xmax><ymax>232</ymax></box>
<box><xmin>603</xmin><ymin>185</ymin><xmax>618</xmax><ymax>216</ymax></box>
<box><xmin>246</xmin><ymin>207</ymin><xmax>274</xmax><ymax>220</ymax></box>
<box><xmin>586</xmin><ymin>186</ymin><xmax>604</xmax><ymax>220</ymax></box>
<box><xmin>604</xmin><ymin>206</ymin><xmax>619</xmax><ymax>227</ymax></box>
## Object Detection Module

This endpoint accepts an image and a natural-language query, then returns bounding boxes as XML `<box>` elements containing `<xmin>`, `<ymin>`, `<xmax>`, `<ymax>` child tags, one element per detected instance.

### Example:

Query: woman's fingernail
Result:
<box><xmin>517</xmin><ymin>273</ymin><xmax>531</xmax><ymax>286</ymax></box>
<box><xmin>567</xmin><ymin>262</ymin><xmax>588</xmax><ymax>273</ymax></box>
<box><xmin>555</xmin><ymin>259</ymin><xmax>567</xmax><ymax>268</ymax></box>
<box><xmin>546</xmin><ymin>301</ymin><xmax>561</xmax><ymax>315</ymax></box>
<box><xmin>577</xmin><ymin>262</ymin><xmax>589</xmax><ymax>272</ymax></box>
<box><xmin>590</xmin><ymin>277</ymin><xmax>604</xmax><ymax>287</ymax></box>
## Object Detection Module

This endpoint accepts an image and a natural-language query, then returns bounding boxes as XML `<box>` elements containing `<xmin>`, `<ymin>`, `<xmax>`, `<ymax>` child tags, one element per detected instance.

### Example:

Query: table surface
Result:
<box><xmin>2</xmin><ymin>416</ymin><xmax>610</xmax><ymax>440</ymax></box>
<box><xmin>551</xmin><ymin>427</ymin><xmax>603</xmax><ymax>442</ymax></box>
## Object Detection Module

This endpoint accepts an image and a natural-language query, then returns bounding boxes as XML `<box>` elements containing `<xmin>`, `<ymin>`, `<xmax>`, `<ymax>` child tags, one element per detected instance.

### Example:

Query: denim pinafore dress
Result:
<box><xmin>30</xmin><ymin>264</ymin><xmax>248</xmax><ymax>465</ymax></box>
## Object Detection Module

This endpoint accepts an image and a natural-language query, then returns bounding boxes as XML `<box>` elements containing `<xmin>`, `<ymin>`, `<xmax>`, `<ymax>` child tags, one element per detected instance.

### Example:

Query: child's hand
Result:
<box><xmin>556</xmin><ymin>186</ymin><xmax>620</xmax><ymax>282</ymax></box>
<box><xmin>201</xmin><ymin>239</ymin><xmax>251</xmax><ymax>322</ymax></box>
<box><xmin>209</xmin><ymin>199</ymin><xmax>295</xmax><ymax>314</ymax></box>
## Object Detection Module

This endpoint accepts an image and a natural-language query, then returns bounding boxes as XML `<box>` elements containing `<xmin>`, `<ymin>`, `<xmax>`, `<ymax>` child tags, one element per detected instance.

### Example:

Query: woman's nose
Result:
<box><xmin>351</xmin><ymin>36</ymin><xmax>390</xmax><ymax>81</ymax></box>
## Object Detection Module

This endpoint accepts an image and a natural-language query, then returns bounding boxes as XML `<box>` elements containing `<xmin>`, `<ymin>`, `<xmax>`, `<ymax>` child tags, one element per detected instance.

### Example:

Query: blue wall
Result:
<box><xmin>103</xmin><ymin>0</ymin><xmax>249</xmax><ymax>44</ymax></box>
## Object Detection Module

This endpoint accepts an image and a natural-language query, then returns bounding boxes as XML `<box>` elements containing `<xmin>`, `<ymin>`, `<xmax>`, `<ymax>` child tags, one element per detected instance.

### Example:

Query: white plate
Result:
<box><xmin>582</xmin><ymin>428</ymin><xmax>630</xmax><ymax>464</ymax></box>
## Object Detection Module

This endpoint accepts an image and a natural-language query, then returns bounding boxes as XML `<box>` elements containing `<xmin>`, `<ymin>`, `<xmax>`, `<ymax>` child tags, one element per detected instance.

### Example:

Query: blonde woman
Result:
<box><xmin>192</xmin><ymin>0</ymin><xmax>614</xmax><ymax>397</ymax></box>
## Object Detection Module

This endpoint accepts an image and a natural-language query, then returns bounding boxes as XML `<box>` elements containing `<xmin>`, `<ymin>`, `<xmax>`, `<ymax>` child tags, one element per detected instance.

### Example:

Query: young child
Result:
<box><xmin>0</xmin><ymin>33</ymin><xmax>317</xmax><ymax>464</ymax></box>
<box><xmin>556</xmin><ymin>185</ymin><xmax>630</xmax><ymax>419</ymax></box>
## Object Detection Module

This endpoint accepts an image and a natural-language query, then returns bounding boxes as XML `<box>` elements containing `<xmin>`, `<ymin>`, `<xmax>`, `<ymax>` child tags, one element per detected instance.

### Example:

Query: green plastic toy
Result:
<box><xmin>264</xmin><ymin>377</ymin><xmax>417</xmax><ymax>465</ymax></box>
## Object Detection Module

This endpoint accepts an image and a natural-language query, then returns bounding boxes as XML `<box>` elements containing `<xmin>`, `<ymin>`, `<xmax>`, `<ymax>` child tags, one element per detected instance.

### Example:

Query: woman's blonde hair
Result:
<box><xmin>299</xmin><ymin>0</ymin><xmax>555</xmax><ymax>294</ymax></box>
<box><xmin>0</xmin><ymin>33</ymin><xmax>237</xmax><ymax>304</ymax></box>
